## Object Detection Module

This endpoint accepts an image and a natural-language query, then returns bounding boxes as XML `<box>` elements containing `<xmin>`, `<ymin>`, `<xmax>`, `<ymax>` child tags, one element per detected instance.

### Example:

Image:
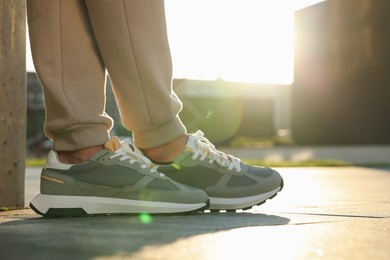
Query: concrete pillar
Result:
<box><xmin>0</xmin><ymin>0</ymin><xmax>26</xmax><ymax>208</ymax></box>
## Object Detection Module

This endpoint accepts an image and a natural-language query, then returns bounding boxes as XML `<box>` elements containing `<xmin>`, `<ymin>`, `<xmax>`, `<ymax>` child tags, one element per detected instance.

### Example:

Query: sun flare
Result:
<box><xmin>165</xmin><ymin>0</ymin><xmax>325</xmax><ymax>84</ymax></box>
<box><xmin>165</xmin><ymin>0</ymin><xmax>294</xmax><ymax>84</ymax></box>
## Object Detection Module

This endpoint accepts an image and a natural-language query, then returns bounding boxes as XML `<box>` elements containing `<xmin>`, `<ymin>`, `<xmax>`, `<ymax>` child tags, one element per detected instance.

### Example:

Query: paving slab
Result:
<box><xmin>261</xmin><ymin>167</ymin><xmax>390</xmax><ymax>218</ymax></box>
<box><xmin>0</xmin><ymin>166</ymin><xmax>389</xmax><ymax>259</ymax></box>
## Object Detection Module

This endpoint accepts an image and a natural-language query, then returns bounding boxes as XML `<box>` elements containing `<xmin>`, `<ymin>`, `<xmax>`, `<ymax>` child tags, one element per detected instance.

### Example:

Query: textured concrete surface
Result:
<box><xmin>0</xmin><ymin>0</ymin><xmax>26</xmax><ymax>208</ymax></box>
<box><xmin>0</xmin><ymin>166</ymin><xmax>389</xmax><ymax>259</ymax></box>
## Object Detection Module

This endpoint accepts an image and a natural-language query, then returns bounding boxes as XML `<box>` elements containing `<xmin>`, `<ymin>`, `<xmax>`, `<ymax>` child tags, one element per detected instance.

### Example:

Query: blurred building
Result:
<box><xmin>292</xmin><ymin>0</ymin><xmax>390</xmax><ymax>144</ymax></box>
<box><xmin>174</xmin><ymin>79</ymin><xmax>291</xmax><ymax>143</ymax></box>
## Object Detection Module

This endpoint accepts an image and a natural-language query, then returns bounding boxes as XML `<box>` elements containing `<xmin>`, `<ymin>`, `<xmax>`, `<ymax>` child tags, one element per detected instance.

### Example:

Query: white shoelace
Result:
<box><xmin>191</xmin><ymin>130</ymin><xmax>241</xmax><ymax>172</ymax></box>
<box><xmin>109</xmin><ymin>141</ymin><xmax>164</xmax><ymax>177</ymax></box>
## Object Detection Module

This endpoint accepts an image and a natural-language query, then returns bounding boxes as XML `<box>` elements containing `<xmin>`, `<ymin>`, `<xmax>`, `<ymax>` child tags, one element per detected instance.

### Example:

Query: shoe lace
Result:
<box><xmin>109</xmin><ymin>141</ymin><xmax>164</xmax><ymax>177</ymax></box>
<box><xmin>192</xmin><ymin>130</ymin><xmax>241</xmax><ymax>172</ymax></box>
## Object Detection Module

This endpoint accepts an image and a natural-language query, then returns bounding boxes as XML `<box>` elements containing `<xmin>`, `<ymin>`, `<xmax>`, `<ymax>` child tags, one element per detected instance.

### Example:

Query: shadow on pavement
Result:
<box><xmin>0</xmin><ymin>212</ymin><xmax>289</xmax><ymax>259</ymax></box>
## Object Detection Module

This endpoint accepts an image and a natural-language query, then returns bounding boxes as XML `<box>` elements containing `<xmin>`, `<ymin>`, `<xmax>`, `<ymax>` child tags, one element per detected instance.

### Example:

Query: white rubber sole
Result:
<box><xmin>209</xmin><ymin>187</ymin><xmax>281</xmax><ymax>210</ymax></box>
<box><xmin>30</xmin><ymin>194</ymin><xmax>207</xmax><ymax>216</ymax></box>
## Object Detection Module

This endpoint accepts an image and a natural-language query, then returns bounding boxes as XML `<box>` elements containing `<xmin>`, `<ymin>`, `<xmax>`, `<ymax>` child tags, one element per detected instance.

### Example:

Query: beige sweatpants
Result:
<box><xmin>27</xmin><ymin>0</ymin><xmax>186</xmax><ymax>151</ymax></box>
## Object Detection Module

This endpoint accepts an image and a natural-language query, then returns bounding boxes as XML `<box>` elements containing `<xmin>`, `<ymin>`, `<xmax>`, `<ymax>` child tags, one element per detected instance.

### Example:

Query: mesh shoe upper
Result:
<box><xmin>40</xmin><ymin>137</ymin><xmax>208</xmax><ymax>205</ymax></box>
<box><xmin>157</xmin><ymin>131</ymin><xmax>283</xmax><ymax>199</ymax></box>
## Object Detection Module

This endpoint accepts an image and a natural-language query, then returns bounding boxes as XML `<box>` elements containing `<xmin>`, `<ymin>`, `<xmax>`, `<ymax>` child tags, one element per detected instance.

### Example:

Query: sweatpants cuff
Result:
<box><xmin>52</xmin><ymin>124</ymin><xmax>110</xmax><ymax>151</ymax></box>
<box><xmin>133</xmin><ymin>117</ymin><xmax>187</xmax><ymax>149</ymax></box>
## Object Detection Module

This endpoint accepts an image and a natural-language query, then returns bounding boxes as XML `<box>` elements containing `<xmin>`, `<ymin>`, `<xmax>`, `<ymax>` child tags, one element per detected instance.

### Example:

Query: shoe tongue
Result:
<box><xmin>173</xmin><ymin>134</ymin><xmax>200</xmax><ymax>163</ymax></box>
<box><xmin>104</xmin><ymin>137</ymin><xmax>122</xmax><ymax>152</ymax></box>
<box><xmin>186</xmin><ymin>134</ymin><xmax>197</xmax><ymax>151</ymax></box>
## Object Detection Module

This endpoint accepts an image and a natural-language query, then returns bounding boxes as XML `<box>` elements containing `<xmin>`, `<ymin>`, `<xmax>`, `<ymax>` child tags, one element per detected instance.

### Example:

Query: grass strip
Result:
<box><xmin>26</xmin><ymin>158</ymin><xmax>46</xmax><ymax>167</ymax></box>
<box><xmin>244</xmin><ymin>159</ymin><xmax>353</xmax><ymax>167</ymax></box>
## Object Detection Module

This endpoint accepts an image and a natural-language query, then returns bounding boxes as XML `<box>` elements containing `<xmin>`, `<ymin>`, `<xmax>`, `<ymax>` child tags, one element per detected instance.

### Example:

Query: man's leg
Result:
<box><xmin>27</xmin><ymin>0</ymin><xmax>209</xmax><ymax>216</ymax></box>
<box><xmin>84</xmin><ymin>0</ymin><xmax>186</xmax><ymax>153</ymax></box>
<box><xmin>27</xmin><ymin>0</ymin><xmax>112</xmax><ymax>157</ymax></box>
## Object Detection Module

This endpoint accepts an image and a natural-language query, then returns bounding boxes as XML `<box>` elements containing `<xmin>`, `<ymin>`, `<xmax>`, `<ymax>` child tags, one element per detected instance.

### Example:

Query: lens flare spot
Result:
<box><xmin>205</xmin><ymin>110</ymin><xmax>213</xmax><ymax>119</ymax></box>
<box><xmin>139</xmin><ymin>213</ymin><xmax>153</xmax><ymax>224</ymax></box>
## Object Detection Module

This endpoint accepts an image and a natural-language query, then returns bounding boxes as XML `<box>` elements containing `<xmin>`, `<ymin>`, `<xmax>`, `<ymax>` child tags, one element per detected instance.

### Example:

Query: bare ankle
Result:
<box><xmin>57</xmin><ymin>145</ymin><xmax>104</xmax><ymax>164</ymax></box>
<box><xmin>142</xmin><ymin>135</ymin><xmax>188</xmax><ymax>163</ymax></box>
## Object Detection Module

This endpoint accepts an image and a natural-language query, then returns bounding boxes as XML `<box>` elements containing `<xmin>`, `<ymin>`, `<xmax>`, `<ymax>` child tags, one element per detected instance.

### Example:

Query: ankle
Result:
<box><xmin>57</xmin><ymin>145</ymin><xmax>104</xmax><ymax>164</ymax></box>
<box><xmin>142</xmin><ymin>135</ymin><xmax>188</xmax><ymax>163</ymax></box>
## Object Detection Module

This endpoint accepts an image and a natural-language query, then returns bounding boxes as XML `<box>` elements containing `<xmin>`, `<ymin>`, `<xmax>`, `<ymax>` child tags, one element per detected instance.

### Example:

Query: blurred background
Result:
<box><xmin>26</xmin><ymin>0</ymin><xmax>390</xmax><ymax>158</ymax></box>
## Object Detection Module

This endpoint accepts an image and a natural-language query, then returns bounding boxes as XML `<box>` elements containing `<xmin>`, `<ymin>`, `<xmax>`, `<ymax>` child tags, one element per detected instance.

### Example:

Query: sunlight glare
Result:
<box><xmin>165</xmin><ymin>0</ymin><xmax>295</xmax><ymax>84</ymax></box>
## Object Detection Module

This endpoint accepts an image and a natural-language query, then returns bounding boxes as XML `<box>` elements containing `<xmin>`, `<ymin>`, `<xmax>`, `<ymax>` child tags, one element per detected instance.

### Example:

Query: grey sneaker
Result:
<box><xmin>30</xmin><ymin>137</ymin><xmax>209</xmax><ymax>217</ymax></box>
<box><xmin>157</xmin><ymin>131</ymin><xmax>284</xmax><ymax>211</ymax></box>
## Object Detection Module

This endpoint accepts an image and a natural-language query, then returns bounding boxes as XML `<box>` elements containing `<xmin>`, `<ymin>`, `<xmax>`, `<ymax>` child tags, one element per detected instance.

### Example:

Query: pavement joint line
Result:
<box><xmin>273</xmin><ymin>211</ymin><xmax>390</xmax><ymax>219</ymax></box>
<box><xmin>288</xmin><ymin>221</ymin><xmax>347</xmax><ymax>226</ymax></box>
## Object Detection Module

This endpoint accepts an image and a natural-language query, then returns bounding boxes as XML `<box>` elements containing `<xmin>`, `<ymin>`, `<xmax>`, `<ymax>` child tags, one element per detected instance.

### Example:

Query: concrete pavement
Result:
<box><xmin>0</xmin><ymin>166</ymin><xmax>389</xmax><ymax>259</ymax></box>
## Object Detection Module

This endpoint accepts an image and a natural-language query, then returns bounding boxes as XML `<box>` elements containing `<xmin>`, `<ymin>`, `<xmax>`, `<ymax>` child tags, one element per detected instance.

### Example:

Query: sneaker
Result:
<box><xmin>30</xmin><ymin>137</ymin><xmax>209</xmax><ymax>217</ymax></box>
<box><xmin>156</xmin><ymin>131</ymin><xmax>284</xmax><ymax>211</ymax></box>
